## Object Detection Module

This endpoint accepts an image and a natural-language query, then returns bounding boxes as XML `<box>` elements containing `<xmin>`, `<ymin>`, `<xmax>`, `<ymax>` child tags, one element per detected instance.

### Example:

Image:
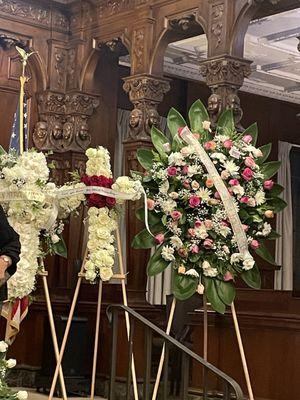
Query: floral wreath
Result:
<box><xmin>133</xmin><ymin>99</ymin><xmax>286</xmax><ymax>313</ymax></box>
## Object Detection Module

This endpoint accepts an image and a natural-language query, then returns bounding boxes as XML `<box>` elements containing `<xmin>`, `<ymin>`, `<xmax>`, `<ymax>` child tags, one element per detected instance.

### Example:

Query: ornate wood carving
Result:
<box><xmin>34</xmin><ymin>91</ymin><xmax>99</xmax><ymax>153</ymax></box>
<box><xmin>123</xmin><ymin>74</ymin><xmax>170</xmax><ymax>140</ymax></box>
<box><xmin>210</xmin><ymin>3</ymin><xmax>224</xmax><ymax>49</ymax></box>
<box><xmin>99</xmin><ymin>0</ymin><xmax>147</xmax><ymax>18</ymax></box>
<box><xmin>54</xmin><ymin>47</ymin><xmax>68</xmax><ymax>91</ymax></box>
<box><xmin>0</xmin><ymin>31</ymin><xmax>28</xmax><ymax>50</ymax></box>
<box><xmin>132</xmin><ymin>28</ymin><xmax>145</xmax><ymax>72</ymax></box>
<box><xmin>0</xmin><ymin>0</ymin><xmax>69</xmax><ymax>32</ymax></box>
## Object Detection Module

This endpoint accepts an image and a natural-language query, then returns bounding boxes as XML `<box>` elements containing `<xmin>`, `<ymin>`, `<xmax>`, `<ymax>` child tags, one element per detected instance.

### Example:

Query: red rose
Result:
<box><xmin>81</xmin><ymin>175</ymin><xmax>90</xmax><ymax>185</ymax></box>
<box><xmin>106</xmin><ymin>196</ymin><xmax>116</xmax><ymax>208</ymax></box>
<box><xmin>88</xmin><ymin>193</ymin><xmax>106</xmax><ymax>208</ymax></box>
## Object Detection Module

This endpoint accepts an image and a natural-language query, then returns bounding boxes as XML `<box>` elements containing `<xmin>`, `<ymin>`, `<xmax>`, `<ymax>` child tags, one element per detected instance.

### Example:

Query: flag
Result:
<box><xmin>9</xmin><ymin>95</ymin><xmax>28</xmax><ymax>154</ymax></box>
<box><xmin>1</xmin><ymin>297</ymin><xmax>29</xmax><ymax>345</ymax></box>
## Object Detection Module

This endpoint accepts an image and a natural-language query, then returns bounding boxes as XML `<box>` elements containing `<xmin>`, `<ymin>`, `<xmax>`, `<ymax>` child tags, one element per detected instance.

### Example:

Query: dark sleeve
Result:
<box><xmin>0</xmin><ymin>206</ymin><xmax>20</xmax><ymax>277</ymax></box>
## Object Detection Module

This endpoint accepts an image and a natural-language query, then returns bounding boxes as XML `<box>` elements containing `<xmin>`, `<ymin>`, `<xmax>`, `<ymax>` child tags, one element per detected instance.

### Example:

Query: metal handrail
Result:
<box><xmin>107</xmin><ymin>304</ymin><xmax>244</xmax><ymax>400</ymax></box>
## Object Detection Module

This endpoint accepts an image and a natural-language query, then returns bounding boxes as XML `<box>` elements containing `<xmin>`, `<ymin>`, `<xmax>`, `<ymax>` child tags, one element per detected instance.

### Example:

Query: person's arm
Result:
<box><xmin>0</xmin><ymin>206</ymin><xmax>20</xmax><ymax>279</ymax></box>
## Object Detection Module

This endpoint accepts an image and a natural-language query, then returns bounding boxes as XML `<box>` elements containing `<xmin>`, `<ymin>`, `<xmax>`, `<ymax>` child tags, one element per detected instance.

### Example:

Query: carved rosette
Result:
<box><xmin>34</xmin><ymin>91</ymin><xmax>99</xmax><ymax>153</ymax></box>
<box><xmin>123</xmin><ymin>74</ymin><xmax>170</xmax><ymax>140</ymax></box>
<box><xmin>200</xmin><ymin>55</ymin><xmax>252</xmax><ymax>129</ymax></box>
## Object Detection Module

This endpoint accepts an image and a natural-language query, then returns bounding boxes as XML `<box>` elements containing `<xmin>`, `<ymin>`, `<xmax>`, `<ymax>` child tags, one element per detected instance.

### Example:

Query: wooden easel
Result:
<box><xmin>48</xmin><ymin>227</ymin><xmax>139</xmax><ymax>400</ymax></box>
<box><xmin>152</xmin><ymin>295</ymin><xmax>254</xmax><ymax>400</ymax></box>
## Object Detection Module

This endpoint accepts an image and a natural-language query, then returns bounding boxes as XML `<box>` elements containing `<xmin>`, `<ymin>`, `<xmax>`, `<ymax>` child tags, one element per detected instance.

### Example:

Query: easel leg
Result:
<box><xmin>48</xmin><ymin>275</ymin><xmax>83</xmax><ymax>400</ymax></box>
<box><xmin>42</xmin><ymin>275</ymin><xmax>68</xmax><ymax>400</ymax></box>
<box><xmin>203</xmin><ymin>295</ymin><xmax>208</xmax><ymax>400</ymax></box>
<box><xmin>116</xmin><ymin>228</ymin><xmax>139</xmax><ymax>400</ymax></box>
<box><xmin>231</xmin><ymin>302</ymin><xmax>254</xmax><ymax>400</ymax></box>
<box><xmin>151</xmin><ymin>297</ymin><xmax>176</xmax><ymax>400</ymax></box>
<box><xmin>90</xmin><ymin>280</ymin><xmax>103</xmax><ymax>400</ymax></box>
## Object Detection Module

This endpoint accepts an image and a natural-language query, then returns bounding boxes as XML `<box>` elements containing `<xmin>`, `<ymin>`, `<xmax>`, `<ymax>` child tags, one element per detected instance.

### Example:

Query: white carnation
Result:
<box><xmin>161</xmin><ymin>245</ymin><xmax>175</xmax><ymax>261</ymax></box>
<box><xmin>0</xmin><ymin>341</ymin><xmax>8</xmax><ymax>352</ymax></box>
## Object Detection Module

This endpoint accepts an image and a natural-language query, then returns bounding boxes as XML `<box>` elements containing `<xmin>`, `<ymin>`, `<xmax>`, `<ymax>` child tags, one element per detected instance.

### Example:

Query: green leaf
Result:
<box><xmin>243</xmin><ymin>122</ymin><xmax>258</xmax><ymax>145</ymax></box>
<box><xmin>53</xmin><ymin>235</ymin><xmax>67</xmax><ymax>258</ymax></box>
<box><xmin>188</xmin><ymin>99</ymin><xmax>209</xmax><ymax>132</ymax></box>
<box><xmin>0</xmin><ymin>145</ymin><xmax>7</xmax><ymax>156</ymax></box>
<box><xmin>260</xmin><ymin>161</ymin><xmax>281</xmax><ymax>179</ymax></box>
<box><xmin>137</xmin><ymin>148</ymin><xmax>155</xmax><ymax>170</ymax></box>
<box><xmin>257</xmin><ymin>143</ymin><xmax>272</xmax><ymax>164</ymax></box>
<box><xmin>171</xmin><ymin>134</ymin><xmax>184</xmax><ymax>152</ymax></box>
<box><xmin>255</xmin><ymin>243</ymin><xmax>277</xmax><ymax>265</ymax></box>
<box><xmin>132</xmin><ymin>229</ymin><xmax>156</xmax><ymax>249</ymax></box>
<box><xmin>266</xmin><ymin>230</ymin><xmax>281</xmax><ymax>240</ymax></box>
<box><xmin>151</xmin><ymin>126</ymin><xmax>168</xmax><ymax>161</ymax></box>
<box><xmin>269</xmin><ymin>183</ymin><xmax>284</xmax><ymax>197</ymax></box>
<box><xmin>266</xmin><ymin>197</ymin><xmax>287</xmax><ymax>213</ymax></box>
<box><xmin>147</xmin><ymin>245</ymin><xmax>170</xmax><ymax>276</ymax></box>
<box><xmin>167</xmin><ymin>107</ymin><xmax>187</xmax><ymax>138</ymax></box>
<box><xmin>135</xmin><ymin>208</ymin><xmax>161</xmax><ymax>226</ymax></box>
<box><xmin>217</xmin><ymin>109</ymin><xmax>234</xmax><ymax>133</ymax></box>
<box><xmin>203</xmin><ymin>277</ymin><xmax>226</xmax><ymax>314</ymax></box>
<box><xmin>173</xmin><ymin>272</ymin><xmax>198</xmax><ymax>301</ymax></box>
<box><xmin>215</xmin><ymin>280</ymin><xmax>236</xmax><ymax>306</ymax></box>
<box><xmin>240</xmin><ymin>264</ymin><xmax>261</xmax><ymax>289</ymax></box>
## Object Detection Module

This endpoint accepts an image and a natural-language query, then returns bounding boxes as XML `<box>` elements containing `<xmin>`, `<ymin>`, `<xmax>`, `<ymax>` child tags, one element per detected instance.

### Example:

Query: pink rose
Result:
<box><xmin>221</xmin><ymin>170</ymin><xmax>230</xmax><ymax>180</ymax></box>
<box><xmin>189</xmin><ymin>195</ymin><xmax>201</xmax><ymax>208</ymax></box>
<box><xmin>242</xmin><ymin>224</ymin><xmax>249</xmax><ymax>232</ymax></box>
<box><xmin>264</xmin><ymin>180</ymin><xmax>274</xmax><ymax>190</ymax></box>
<box><xmin>245</xmin><ymin>156</ymin><xmax>256</xmax><ymax>169</ymax></box>
<box><xmin>240</xmin><ymin>196</ymin><xmax>250</xmax><ymax>204</ymax></box>
<box><xmin>171</xmin><ymin>210</ymin><xmax>182</xmax><ymax>221</ymax></box>
<box><xmin>194</xmin><ymin>220</ymin><xmax>202</xmax><ymax>228</ymax></box>
<box><xmin>242</xmin><ymin>167</ymin><xmax>254</xmax><ymax>181</ymax></box>
<box><xmin>182</xmin><ymin>165</ymin><xmax>189</xmax><ymax>175</ymax></box>
<box><xmin>224</xmin><ymin>271</ymin><xmax>234</xmax><ymax>281</ymax></box>
<box><xmin>167</xmin><ymin>166</ymin><xmax>177</xmax><ymax>176</ymax></box>
<box><xmin>147</xmin><ymin>198</ymin><xmax>155</xmax><ymax>210</ymax></box>
<box><xmin>223</xmin><ymin>139</ymin><xmax>233</xmax><ymax>149</ymax></box>
<box><xmin>188</xmin><ymin>228</ymin><xmax>196</xmax><ymax>237</ymax></box>
<box><xmin>193</xmin><ymin>133</ymin><xmax>200</xmax><ymax>140</ymax></box>
<box><xmin>243</xmin><ymin>135</ymin><xmax>253</xmax><ymax>144</ymax></box>
<box><xmin>183</xmin><ymin>180</ymin><xmax>190</xmax><ymax>189</ymax></box>
<box><xmin>229</xmin><ymin>178</ymin><xmax>239</xmax><ymax>186</ymax></box>
<box><xmin>204</xmin><ymin>141</ymin><xmax>216</xmax><ymax>151</ymax></box>
<box><xmin>214</xmin><ymin>191</ymin><xmax>221</xmax><ymax>199</ymax></box>
<box><xmin>250</xmin><ymin>239</ymin><xmax>260</xmax><ymax>250</ymax></box>
<box><xmin>178</xmin><ymin>127</ymin><xmax>185</xmax><ymax>137</ymax></box>
<box><xmin>178</xmin><ymin>248</ymin><xmax>188</xmax><ymax>258</ymax></box>
<box><xmin>155</xmin><ymin>233</ymin><xmax>165</xmax><ymax>245</ymax></box>
<box><xmin>228</xmin><ymin>188</ymin><xmax>233</xmax><ymax>196</ymax></box>
<box><xmin>191</xmin><ymin>244</ymin><xmax>199</xmax><ymax>254</ymax></box>
<box><xmin>204</xmin><ymin>219</ymin><xmax>213</xmax><ymax>229</ymax></box>
<box><xmin>203</xmin><ymin>238</ymin><xmax>214</xmax><ymax>249</ymax></box>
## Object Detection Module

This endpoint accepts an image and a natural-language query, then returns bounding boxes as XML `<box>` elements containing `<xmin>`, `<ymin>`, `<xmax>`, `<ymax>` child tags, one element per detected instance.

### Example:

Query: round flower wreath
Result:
<box><xmin>132</xmin><ymin>99</ymin><xmax>286</xmax><ymax>313</ymax></box>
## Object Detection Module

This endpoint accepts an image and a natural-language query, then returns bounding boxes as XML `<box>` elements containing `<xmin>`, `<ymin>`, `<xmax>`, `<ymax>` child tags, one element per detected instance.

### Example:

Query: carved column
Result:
<box><xmin>122</xmin><ymin>74</ymin><xmax>170</xmax><ymax>302</ymax></box>
<box><xmin>200</xmin><ymin>55</ymin><xmax>252</xmax><ymax>129</ymax></box>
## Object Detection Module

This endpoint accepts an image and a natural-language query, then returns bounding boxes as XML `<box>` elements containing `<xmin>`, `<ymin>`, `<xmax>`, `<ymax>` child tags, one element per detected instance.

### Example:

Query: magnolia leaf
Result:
<box><xmin>137</xmin><ymin>148</ymin><xmax>155</xmax><ymax>170</ymax></box>
<box><xmin>257</xmin><ymin>143</ymin><xmax>272</xmax><ymax>165</ymax></box>
<box><xmin>255</xmin><ymin>243</ymin><xmax>277</xmax><ymax>265</ymax></box>
<box><xmin>53</xmin><ymin>235</ymin><xmax>67</xmax><ymax>258</ymax></box>
<box><xmin>217</xmin><ymin>109</ymin><xmax>234</xmax><ymax>133</ymax></box>
<box><xmin>266</xmin><ymin>230</ymin><xmax>281</xmax><ymax>240</ymax></box>
<box><xmin>171</xmin><ymin>134</ymin><xmax>184</xmax><ymax>152</ymax></box>
<box><xmin>240</xmin><ymin>264</ymin><xmax>261</xmax><ymax>289</ymax></box>
<box><xmin>215</xmin><ymin>280</ymin><xmax>236</xmax><ymax>306</ymax></box>
<box><xmin>132</xmin><ymin>229</ymin><xmax>156</xmax><ymax>249</ymax></box>
<box><xmin>203</xmin><ymin>277</ymin><xmax>226</xmax><ymax>314</ymax></box>
<box><xmin>260</xmin><ymin>161</ymin><xmax>281</xmax><ymax>180</ymax></box>
<box><xmin>269</xmin><ymin>183</ymin><xmax>284</xmax><ymax>197</ymax></box>
<box><xmin>188</xmin><ymin>99</ymin><xmax>209</xmax><ymax>133</ymax></box>
<box><xmin>135</xmin><ymin>208</ymin><xmax>161</xmax><ymax>226</ymax></box>
<box><xmin>243</xmin><ymin>122</ymin><xmax>258</xmax><ymax>145</ymax></box>
<box><xmin>266</xmin><ymin>197</ymin><xmax>287</xmax><ymax>213</ymax></box>
<box><xmin>0</xmin><ymin>145</ymin><xmax>7</xmax><ymax>156</ymax></box>
<box><xmin>151</xmin><ymin>126</ymin><xmax>168</xmax><ymax>161</ymax></box>
<box><xmin>147</xmin><ymin>245</ymin><xmax>170</xmax><ymax>276</ymax></box>
<box><xmin>173</xmin><ymin>273</ymin><xmax>198</xmax><ymax>301</ymax></box>
<box><xmin>167</xmin><ymin>107</ymin><xmax>187</xmax><ymax>138</ymax></box>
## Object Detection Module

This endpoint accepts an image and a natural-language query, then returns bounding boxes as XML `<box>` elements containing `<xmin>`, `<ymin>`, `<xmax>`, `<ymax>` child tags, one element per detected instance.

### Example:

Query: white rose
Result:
<box><xmin>6</xmin><ymin>358</ymin><xmax>17</xmax><ymax>368</ymax></box>
<box><xmin>202</xmin><ymin>260</ymin><xmax>211</xmax><ymax>270</ymax></box>
<box><xmin>243</xmin><ymin>255</ymin><xmax>255</xmax><ymax>271</ymax></box>
<box><xmin>51</xmin><ymin>234</ymin><xmax>60</xmax><ymax>244</ymax></box>
<box><xmin>16</xmin><ymin>391</ymin><xmax>28</xmax><ymax>400</ymax></box>
<box><xmin>85</xmin><ymin>269</ymin><xmax>97</xmax><ymax>281</ymax></box>
<box><xmin>180</xmin><ymin>146</ymin><xmax>193</xmax><ymax>157</ymax></box>
<box><xmin>202</xmin><ymin>120</ymin><xmax>211</xmax><ymax>131</ymax></box>
<box><xmin>86</xmin><ymin>148</ymin><xmax>97</xmax><ymax>158</ymax></box>
<box><xmin>100</xmin><ymin>267</ymin><xmax>113</xmax><ymax>281</ymax></box>
<box><xmin>0</xmin><ymin>341</ymin><xmax>8</xmax><ymax>352</ymax></box>
<box><xmin>191</xmin><ymin>180</ymin><xmax>199</xmax><ymax>190</ymax></box>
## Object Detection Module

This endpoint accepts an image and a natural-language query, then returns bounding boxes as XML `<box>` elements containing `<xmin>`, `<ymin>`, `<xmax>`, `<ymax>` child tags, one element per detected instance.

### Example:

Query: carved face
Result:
<box><xmin>147</xmin><ymin>109</ymin><xmax>160</xmax><ymax>127</ymax></box>
<box><xmin>35</xmin><ymin>122</ymin><xmax>47</xmax><ymax>139</ymax></box>
<box><xmin>52</xmin><ymin>122</ymin><xmax>63</xmax><ymax>140</ymax></box>
<box><xmin>129</xmin><ymin>108</ymin><xmax>142</xmax><ymax>128</ymax></box>
<box><xmin>63</xmin><ymin>124</ymin><xmax>72</xmax><ymax>140</ymax></box>
<box><xmin>79</xmin><ymin>123</ymin><xmax>89</xmax><ymax>141</ymax></box>
<box><xmin>208</xmin><ymin>94</ymin><xmax>221</xmax><ymax>112</ymax></box>
<box><xmin>227</xmin><ymin>94</ymin><xmax>241</xmax><ymax>111</ymax></box>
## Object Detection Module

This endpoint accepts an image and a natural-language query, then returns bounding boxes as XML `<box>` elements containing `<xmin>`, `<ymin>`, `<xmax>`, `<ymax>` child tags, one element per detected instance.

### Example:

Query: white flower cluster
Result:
<box><xmin>86</xmin><ymin>147</ymin><xmax>112</xmax><ymax>177</ymax></box>
<box><xmin>111</xmin><ymin>176</ymin><xmax>142</xmax><ymax>203</ymax></box>
<box><xmin>0</xmin><ymin>341</ymin><xmax>28</xmax><ymax>399</ymax></box>
<box><xmin>84</xmin><ymin>207</ymin><xmax>117</xmax><ymax>283</ymax></box>
<box><xmin>57</xmin><ymin>182</ymin><xmax>86</xmax><ymax>219</ymax></box>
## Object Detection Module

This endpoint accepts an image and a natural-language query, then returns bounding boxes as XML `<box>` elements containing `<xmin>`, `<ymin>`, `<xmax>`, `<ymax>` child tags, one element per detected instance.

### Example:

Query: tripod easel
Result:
<box><xmin>48</xmin><ymin>227</ymin><xmax>139</xmax><ymax>400</ymax></box>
